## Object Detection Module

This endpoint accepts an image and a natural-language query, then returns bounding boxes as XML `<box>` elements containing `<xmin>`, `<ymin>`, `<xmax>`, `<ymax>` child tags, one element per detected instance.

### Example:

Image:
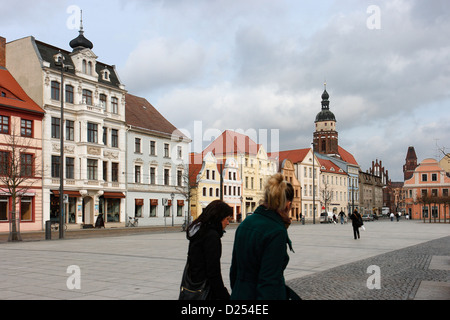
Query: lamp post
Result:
<box><xmin>171</xmin><ymin>192</ymin><xmax>175</xmax><ymax>226</ymax></box>
<box><xmin>311</xmin><ymin>143</ymin><xmax>316</xmax><ymax>224</ymax></box>
<box><xmin>54</xmin><ymin>52</ymin><xmax>72</xmax><ymax>239</ymax></box>
<box><xmin>55</xmin><ymin>52</ymin><xmax>65</xmax><ymax>240</ymax></box>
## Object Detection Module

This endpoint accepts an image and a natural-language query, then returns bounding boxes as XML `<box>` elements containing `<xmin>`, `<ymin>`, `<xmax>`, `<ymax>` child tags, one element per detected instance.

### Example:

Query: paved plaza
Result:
<box><xmin>0</xmin><ymin>220</ymin><xmax>448</xmax><ymax>300</ymax></box>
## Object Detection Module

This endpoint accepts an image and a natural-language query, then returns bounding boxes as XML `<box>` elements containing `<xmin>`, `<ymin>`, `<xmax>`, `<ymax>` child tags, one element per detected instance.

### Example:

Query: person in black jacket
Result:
<box><xmin>350</xmin><ymin>209</ymin><xmax>363</xmax><ymax>240</ymax></box>
<box><xmin>185</xmin><ymin>200</ymin><xmax>233</xmax><ymax>300</ymax></box>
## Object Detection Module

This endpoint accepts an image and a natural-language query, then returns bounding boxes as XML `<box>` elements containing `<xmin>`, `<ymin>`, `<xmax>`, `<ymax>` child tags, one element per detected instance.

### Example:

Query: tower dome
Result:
<box><xmin>315</xmin><ymin>88</ymin><xmax>336</xmax><ymax>122</ymax></box>
<box><xmin>69</xmin><ymin>11</ymin><xmax>93</xmax><ymax>52</ymax></box>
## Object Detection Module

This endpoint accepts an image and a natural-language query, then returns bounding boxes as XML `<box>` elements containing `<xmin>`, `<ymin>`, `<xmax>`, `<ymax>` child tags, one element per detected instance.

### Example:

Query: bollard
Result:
<box><xmin>45</xmin><ymin>221</ymin><xmax>52</xmax><ymax>240</ymax></box>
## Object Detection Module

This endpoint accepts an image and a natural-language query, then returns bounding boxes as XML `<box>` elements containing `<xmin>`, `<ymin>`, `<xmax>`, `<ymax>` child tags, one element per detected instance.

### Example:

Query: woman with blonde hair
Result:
<box><xmin>230</xmin><ymin>173</ymin><xmax>300</xmax><ymax>300</ymax></box>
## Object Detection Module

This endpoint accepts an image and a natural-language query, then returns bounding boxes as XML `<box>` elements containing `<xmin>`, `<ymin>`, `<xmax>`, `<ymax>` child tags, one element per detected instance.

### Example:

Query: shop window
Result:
<box><xmin>20</xmin><ymin>197</ymin><xmax>33</xmax><ymax>222</ymax></box>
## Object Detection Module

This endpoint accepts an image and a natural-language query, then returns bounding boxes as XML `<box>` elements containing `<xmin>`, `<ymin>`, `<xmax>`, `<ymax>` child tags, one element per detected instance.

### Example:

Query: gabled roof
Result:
<box><xmin>125</xmin><ymin>93</ymin><xmax>188</xmax><ymax>140</ymax></box>
<box><xmin>0</xmin><ymin>67</ymin><xmax>44</xmax><ymax>115</ymax></box>
<box><xmin>318</xmin><ymin>158</ymin><xmax>347</xmax><ymax>175</ymax></box>
<box><xmin>203</xmin><ymin>130</ymin><xmax>261</xmax><ymax>157</ymax></box>
<box><xmin>275</xmin><ymin>148</ymin><xmax>311</xmax><ymax>165</ymax></box>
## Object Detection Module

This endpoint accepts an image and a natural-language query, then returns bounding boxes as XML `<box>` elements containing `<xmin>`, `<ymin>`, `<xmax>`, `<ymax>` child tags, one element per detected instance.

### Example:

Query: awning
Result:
<box><xmin>103</xmin><ymin>192</ymin><xmax>126</xmax><ymax>199</ymax></box>
<box><xmin>52</xmin><ymin>190</ymin><xmax>82</xmax><ymax>197</ymax></box>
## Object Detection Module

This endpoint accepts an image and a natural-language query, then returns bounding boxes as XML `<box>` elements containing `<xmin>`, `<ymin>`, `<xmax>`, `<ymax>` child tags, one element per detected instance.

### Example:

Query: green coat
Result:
<box><xmin>230</xmin><ymin>205</ymin><xmax>296</xmax><ymax>300</ymax></box>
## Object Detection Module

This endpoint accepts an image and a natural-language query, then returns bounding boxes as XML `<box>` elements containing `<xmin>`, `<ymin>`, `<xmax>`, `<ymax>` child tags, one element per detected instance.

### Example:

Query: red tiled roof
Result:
<box><xmin>0</xmin><ymin>68</ymin><xmax>44</xmax><ymax>115</ymax></box>
<box><xmin>203</xmin><ymin>130</ymin><xmax>260</xmax><ymax>157</ymax></box>
<box><xmin>275</xmin><ymin>148</ymin><xmax>311</xmax><ymax>164</ymax></box>
<box><xmin>125</xmin><ymin>93</ymin><xmax>187</xmax><ymax>139</ymax></box>
<box><xmin>318</xmin><ymin>158</ymin><xmax>348</xmax><ymax>175</ymax></box>
<box><xmin>338</xmin><ymin>146</ymin><xmax>359</xmax><ymax>166</ymax></box>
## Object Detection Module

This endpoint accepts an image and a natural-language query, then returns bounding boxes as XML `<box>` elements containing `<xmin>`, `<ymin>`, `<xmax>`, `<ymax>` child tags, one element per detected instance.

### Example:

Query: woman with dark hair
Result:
<box><xmin>230</xmin><ymin>173</ymin><xmax>300</xmax><ymax>300</ymax></box>
<box><xmin>182</xmin><ymin>200</ymin><xmax>233</xmax><ymax>300</ymax></box>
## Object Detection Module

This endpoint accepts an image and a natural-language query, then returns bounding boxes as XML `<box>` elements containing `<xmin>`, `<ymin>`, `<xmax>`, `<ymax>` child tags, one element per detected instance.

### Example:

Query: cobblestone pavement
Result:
<box><xmin>287</xmin><ymin>236</ymin><xmax>450</xmax><ymax>300</ymax></box>
<box><xmin>0</xmin><ymin>220</ymin><xmax>448</xmax><ymax>300</ymax></box>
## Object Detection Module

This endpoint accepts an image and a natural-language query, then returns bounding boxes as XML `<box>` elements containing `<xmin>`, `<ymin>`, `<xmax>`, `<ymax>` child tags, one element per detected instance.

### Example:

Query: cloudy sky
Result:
<box><xmin>2</xmin><ymin>0</ymin><xmax>449</xmax><ymax>181</ymax></box>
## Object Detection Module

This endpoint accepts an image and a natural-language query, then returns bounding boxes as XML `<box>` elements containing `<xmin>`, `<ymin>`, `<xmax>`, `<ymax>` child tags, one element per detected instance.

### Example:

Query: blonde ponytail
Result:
<box><xmin>263</xmin><ymin>173</ymin><xmax>291</xmax><ymax>227</ymax></box>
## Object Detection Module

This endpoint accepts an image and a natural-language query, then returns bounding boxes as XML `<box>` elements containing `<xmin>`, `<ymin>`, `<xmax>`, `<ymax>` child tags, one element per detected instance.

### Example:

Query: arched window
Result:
<box><xmin>82</xmin><ymin>60</ymin><xmax>87</xmax><ymax>74</ymax></box>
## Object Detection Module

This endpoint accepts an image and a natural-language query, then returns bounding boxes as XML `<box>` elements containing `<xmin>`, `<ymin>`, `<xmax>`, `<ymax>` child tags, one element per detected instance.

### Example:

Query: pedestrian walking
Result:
<box><xmin>230</xmin><ymin>173</ymin><xmax>301</xmax><ymax>300</ymax></box>
<box><xmin>338</xmin><ymin>210</ymin><xmax>346</xmax><ymax>224</ymax></box>
<box><xmin>349</xmin><ymin>209</ymin><xmax>363</xmax><ymax>240</ymax></box>
<box><xmin>179</xmin><ymin>200</ymin><xmax>233</xmax><ymax>300</ymax></box>
<box><xmin>390</xmin><ymin>212</ymin><xmax>394</xmax><ymax>221</ymax></box>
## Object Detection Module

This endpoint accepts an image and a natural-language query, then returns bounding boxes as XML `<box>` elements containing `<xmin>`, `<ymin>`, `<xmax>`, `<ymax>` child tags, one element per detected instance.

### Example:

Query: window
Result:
<box><xmin>87</xmin><ymin>123</ymin><xmax>98</xmax><ymax>143</ymax></box>
<box><xmin>87</xmin><ymin>159</ymin><xmax>98</xmax><ymax>180</ymax></box>
<box><xmin>0</xmin><ymin>151</ymin><xmax>10</xmax><ymax>175</ymax></box>
<box><xmin>177</xmin><ymin>170</ymin><xmax>183</xmax><ymax>187</ymax></box>
<box><xmin>51</xmin><ymin>117</ymin><xmax>60</xmax><ymax>139</ymax></box>
<box><xmin>66</xmin><ymin>85</ymin><xmax>74</xmax><ymax>104</ymax></box>
<box><xmin>431</xmin><ymin>189</ymin><xmax>438</xmax><ymax>197</ymax></box>
<box><xmin>52</xmin><ymin>156</ymin><xmax>60</xmax><ymax>178</ymax></box>
<box><xmin>177</xmin><ymin>146</ymin><xmax>183</xmax><ymax>159</ymax></box>
<box><xmin>432</xmin><ymin>174</ymin><xmax>438</xmax><ymax>182</ymax></box>
<box><xmin>111</xmin><ymin>129</ymin><xmax>118</xmax><ymax>148</ymax></box>
<box><xmin>20</xmin><ymin>197</ymin><xmax>33</xmax><ymax>221</ymax></box>
<box><xmin>103</xmin><ymin>161</ymin><xmax>108</xmax><ymax>181</ymax></box>
<box><xmin>111</xmin><ymin>97</ymin><xmax>118</xmax><ymax>114</ymax></box>
<box><xmin>51</xmin><ymin>81</ymin><xmax>60</xmax><ymax>100</ymax></box>
<box><xmin>0</xmin><ymin>197</ymin><xmax>8</xmax><ymax>221</ymax></box>
<box><xmin>111</xmin><ymin>163</ymin><xmax>119</xmax><ymax>182</ymax></box>
<box><xmin>203</xmin><ymin>188</ymin><xmax>207</xmax><ymax>197</ymax></box>
<box><xmin>100</xmin><ymin>94</ymin><xmax>107</xmax><ymax>110</ymax></box>
<box><xmin>82</xmin><ymin>89</ymin><xmax>93</xmax><ymax>105</ymax></box>
<box><xmin>20</xmin><ymin>154</ymin><xmax>33</xmax><ymax>177</ymax></box>
<box><xmin>66</xmin><ymin>120</ymin><xmax>74</xmax><ymax>141</ymax></box>
<box><xmin>135</xmin><ymin>166</ymin><xmax>141</xmax><ymax>183</ymax></box>
<box><xmin>164</xmin><ymin>143</ymin><xmax>170</xmax><ymax>158</ymax></box>
<box><xmin>150</xmin><ymin>141</ymin><xmax>156</xmax><ymax>155</ymax></box>
<box><xmin>443</xmin><ymin>189</ymin><xmax>449</xmax><ymax>197</ymax></box>
<box><xmin>422</xmin><ymin>174</ymin><xmax>428</xmax><ymax>182</ymax></box>
<box><xmin>421</xmin><ymin>189</ymin><xmax>428</xmax><ymax>198</ymax></box>
<box><xmin>135</xmin><ymin>138</ymin><xmax>141</xmax><ymax>153</ymax></box>
<box><xmin>21</xmin><ymin>119</ymin><xmax>33</xmax><ymax>137</ymax></box>
<box><xmin>0</xmin><ymin>116</ymin><xmax>9</xmax><ymax>134</ymax></box>
<box><xmin>103</xmin><ymin>127</ymin><xmax>108</xmax><ymax>145</ymax></box>
<box><xmin>150</xmin><ymin>167</ymin><xmax>156</xmax><ymax>185</ymax></box>
<box><xmin>164</xmin><ymin>169</ymin><xmax>170</xmax><ymax>186</ymax></box>
<box><xmin>66</xmin><ymin>157</ymin><xmax>75</xmax><ymax>179</ymax></box>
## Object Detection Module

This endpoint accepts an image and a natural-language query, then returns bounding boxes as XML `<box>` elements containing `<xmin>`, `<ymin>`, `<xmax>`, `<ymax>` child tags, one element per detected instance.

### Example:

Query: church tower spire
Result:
<box><xmin>313</xmin><ymin>85</ymin><xmax>339</xmax><ymax>156</ymax></box>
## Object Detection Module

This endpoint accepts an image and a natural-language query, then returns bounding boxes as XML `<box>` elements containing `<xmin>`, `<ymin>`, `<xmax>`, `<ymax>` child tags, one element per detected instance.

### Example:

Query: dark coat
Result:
<box><xmin>230</xmin><ymin>205</ymin><xmax>295</xmax><ymax>300</ymax></box>
<box><xmin>187</xmin><ymin>222</ymin><xmax>230</xmax><ymax>300</ymax></box>
<box><xmin>350</xmin><ymin>212</ymin><xmax>363</xmax><ymax>228</ymax></box>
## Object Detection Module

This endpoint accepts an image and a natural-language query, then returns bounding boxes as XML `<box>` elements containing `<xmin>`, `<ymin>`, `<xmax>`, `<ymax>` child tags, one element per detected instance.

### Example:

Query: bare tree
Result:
<box><xmin>320</xmin><ymin>180</ymin><xmax>334</xmax><ymax>213</ymax></box>
<box><xmin>0</xmin><ymin>122</ymin><xmax>42</xmax><ymax>241</ymax></box>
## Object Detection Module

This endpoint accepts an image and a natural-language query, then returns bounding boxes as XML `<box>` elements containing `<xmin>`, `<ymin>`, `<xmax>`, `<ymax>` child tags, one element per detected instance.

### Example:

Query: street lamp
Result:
<box><xmin>54</xmin><ymin>51</ymin><xmax>73</xmax><ymax>239</ymax></box>
<box><xmin>311</xmin><ymin>143</ymin><xmax>316</xmax><ymax>224</ymax></box>
<box><xmin>171</xmin><ymin>192</ymin><xmax>175</xmax><ymax>226</ymax></box>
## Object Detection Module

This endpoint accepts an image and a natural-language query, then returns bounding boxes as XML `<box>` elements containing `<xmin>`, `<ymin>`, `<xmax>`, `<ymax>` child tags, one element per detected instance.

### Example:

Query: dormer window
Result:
<box><xmin>102</xmin><ymin>68</ymin><xmax>110</xmax><ymax>81</ymax></box>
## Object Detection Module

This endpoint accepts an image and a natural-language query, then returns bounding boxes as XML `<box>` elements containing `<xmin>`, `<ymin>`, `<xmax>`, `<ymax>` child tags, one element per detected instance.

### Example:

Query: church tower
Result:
<box><xmin>403</xmin><ymin>146</ymin><xmax>418</xmax><ymax>181</ymax></box>
<box><xmin>313</xmin><ymin>85</ymin><xmax>339</xmax><ymax>156</ymax></box>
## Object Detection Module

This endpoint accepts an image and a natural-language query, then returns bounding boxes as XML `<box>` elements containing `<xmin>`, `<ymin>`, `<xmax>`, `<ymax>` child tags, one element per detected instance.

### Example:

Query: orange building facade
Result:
<box><xmin>403</xmin><ymin>158</ymin><xmax>450</xmax><ymax>222</ymax></box>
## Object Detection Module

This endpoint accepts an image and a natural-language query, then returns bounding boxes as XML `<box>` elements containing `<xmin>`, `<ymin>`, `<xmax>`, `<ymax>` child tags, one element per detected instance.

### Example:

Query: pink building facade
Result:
<box><xmin>404</xmin><ymin>158</ymin><xmax>450</xmax><ymax>222</ymax></box>
<box><xmin>0</xmin><ymin>36</ymin><xmax>45</xmax><ymax>233</ymax></box>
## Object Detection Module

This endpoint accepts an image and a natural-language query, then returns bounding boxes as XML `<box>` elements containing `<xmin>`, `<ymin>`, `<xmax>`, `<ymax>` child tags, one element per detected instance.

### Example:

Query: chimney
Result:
<box><xmin>0</xmin><ymin>37</ymin><xmax>5</xmax><ymax>68</ymax></box>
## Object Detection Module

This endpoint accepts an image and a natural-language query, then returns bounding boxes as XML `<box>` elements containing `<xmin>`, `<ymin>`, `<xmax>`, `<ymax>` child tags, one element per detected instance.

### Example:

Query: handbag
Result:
<box><xmin>179</xmin><ymin>260</ymin><xmax>210</xmax><ymax>300</ymax></box>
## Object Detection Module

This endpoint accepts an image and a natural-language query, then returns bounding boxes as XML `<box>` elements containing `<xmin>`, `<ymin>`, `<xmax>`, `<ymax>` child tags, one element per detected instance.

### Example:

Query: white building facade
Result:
<box><xmin>125</xmin><ymin>94</ymin><xmax>191</xmax><ymax>227</ymax></box>
<box><xmin>7</xmin><ymin>29</ymin><xmax>128</xmax><ymax>228</ymax></box>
